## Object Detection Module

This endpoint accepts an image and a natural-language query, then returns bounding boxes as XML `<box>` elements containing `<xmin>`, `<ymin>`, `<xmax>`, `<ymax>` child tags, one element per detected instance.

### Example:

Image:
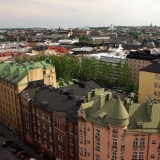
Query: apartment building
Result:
<box><xmin>20</xmin><ymin>80</ymin><xmax>104</xmax><ymax>160</ymax></box>
<box><xmin>139</xmin><ymin>63</ymin><xmax>160</xmax><ymax>103</ymax></box>
<box><xmin>126</xmin><ymin>49</ymin><xmax>160</xmax><ymax>83</ymax></box>
<box><xmin>78</xmin><ymin>88</ymin><xmax>160</xmax><ymax>160</ymax></box>
<box><xmin>0</xmin><ymin>59</ymin><xmax>56</xmax><ymax>136</ymax></box>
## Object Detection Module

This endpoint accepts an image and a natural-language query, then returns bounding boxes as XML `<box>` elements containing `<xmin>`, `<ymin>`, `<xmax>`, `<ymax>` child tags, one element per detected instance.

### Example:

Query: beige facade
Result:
<box><xmin>0</xmin><ymin>60</ymin><xmax>56</xmax><ymax>136</ymax></box>
<box><xmin>126</xmin><ymin>58</ymin><xmax>151</xmax><ymax>83</ymax></box>
<box><xmin>139</xmin><ymin>70</ymin><xmax>160</xmax><ymax>103</ymax></box>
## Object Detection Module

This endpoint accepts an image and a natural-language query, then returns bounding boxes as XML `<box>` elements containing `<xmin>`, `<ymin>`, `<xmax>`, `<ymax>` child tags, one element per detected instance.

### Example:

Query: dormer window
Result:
<box><xmin>137</xmin><ymin>118</ymin><xmax>143</xmax><ymax>128</ymax></box>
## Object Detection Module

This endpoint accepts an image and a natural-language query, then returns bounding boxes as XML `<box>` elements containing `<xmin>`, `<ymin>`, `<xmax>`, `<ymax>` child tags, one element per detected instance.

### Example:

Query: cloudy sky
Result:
<box><xmin>0</xmin><ymin>0</ymin><xmax>159</xmax><ymax>28</ymax></box>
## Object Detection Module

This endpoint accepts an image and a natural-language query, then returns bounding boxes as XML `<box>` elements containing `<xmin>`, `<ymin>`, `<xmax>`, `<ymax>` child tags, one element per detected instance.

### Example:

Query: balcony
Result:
<box><xmin>139</xmin><ymin>145</ymin><xmax>145</xmax><ymax>151</ymax></box>
<box><xmin>112</xmin><ymin>133</ymin><xmax>118</xmax><ymax>138</ymax></box>
<box><xmin>121</xmin><ymin>146</ymin><xmax>125</xmax><ymax>151</ymax></box>
<box><xmin>132</xmin><ymin>145</ymin><xmax>138</xmax><ymax>151</ymax></box>
<box><xmin>95</xmin><ymin>136</ymin><xmax>100</xmax><ymax>141</ymax></box>
<box><xmin>112</xmin><ymin>146</ymin><xmax>117</xmax><ymax>152</ymax></box>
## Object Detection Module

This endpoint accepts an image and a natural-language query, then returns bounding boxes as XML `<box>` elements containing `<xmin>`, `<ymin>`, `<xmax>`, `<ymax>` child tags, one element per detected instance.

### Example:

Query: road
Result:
<box><xmin>0</xmin><ymin>123</ymin><xmax>45</xmax><ymax>160</ymax></box>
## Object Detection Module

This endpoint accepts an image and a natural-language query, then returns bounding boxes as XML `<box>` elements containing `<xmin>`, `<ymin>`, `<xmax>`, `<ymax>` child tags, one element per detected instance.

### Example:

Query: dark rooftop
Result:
<box><xmin>126</xmin><ymin>49</ymin><xmax>160</xmax><ymax>61</ymax></box>
<box><xmin>140</xmin><ymin>63</ymin><xmax>160</xmax><ymax>74</ymax></box>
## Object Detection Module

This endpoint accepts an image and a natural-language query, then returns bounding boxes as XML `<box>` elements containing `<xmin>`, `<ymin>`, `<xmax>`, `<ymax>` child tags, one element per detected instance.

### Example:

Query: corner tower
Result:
<box><xmin>108</xmin><ymin>96</ymin><xmax>129</xmax><ymax>160</ymax></box>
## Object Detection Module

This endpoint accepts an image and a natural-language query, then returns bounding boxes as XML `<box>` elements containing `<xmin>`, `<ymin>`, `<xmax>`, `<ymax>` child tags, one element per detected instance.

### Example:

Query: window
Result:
<box><xmin>113</xmin><ymin>139</ymin><xmax>117</xmax><ymax>146</ymax></box>
<box><xmin>36</xmin><ymin>110</ymin><xmax>39</xmax><ymax>116</ymax></box>
<box><xmin>44</xmin><ymin>132</ymin><xmax>46</xmax><ymax>138</ymax></box>
<box><xmin>96</xmin><ymin>141</ymin><xmax>100</xmax><ymax>151</ymax></box>
<box><xmin>152</xmin><ymin>140</ymin><xmax>156</xmax><ymax>144</ymax></box>
<box><xmin>70</xmin><ymin>139</ymin><xmax>73</xmax><ymax>145</ymax></box>
<box><xmin>158</xmin><ymin>83</ymin><xmax>160</xmax><ymax>88</ymax></box>
<box><xmin>139</xmin><ymin>152</ymin><xmax>144</xmax><ymax>159</ymax></box>
<box><xmin>96</xmin><ymin>128</ymin><xmax>100</xmax><ymax>137</ymax></box>
<box><xmin>154</xmin><ymin>91</ymin><xmax>157</xmax><ymax>96</ymax></box>
<box><xmin>84</xmin><ymin>148</ymin><xmax>87</xmax><ymax>156</ymax></box>
<box><xmin>70</xmin><ymin>128</ymin><xmax>73</xmax><ymax>134</ymax></box>
<box><xmin>50</xmin><ymin>144</ymin><xmax>53</xmax><ymax>151</ymax></box>
<box><xmin>151</xmin><ymin>154</ymin><xmax>155</xmax><ymax>158</ymax></box>
<box><xmin>43</xmin><ymin>123</ymin><xmax>46</xmax><ymax>129</ymax></box>
<box><xmin>38</xmin><ymin>128</ymin><xmax>41</xmax><ymax>134</ymax></box>
<box><xmin>34</xmin><ymin>126</ymin><xmax>36</xmax><ymax>131</ymax></box>
<box><xmin>44</xmin><ymin>141</ymin><xmax>47</xmax><ymax>147</ymax></box>
<box><xmin>59</xmin><ymin>145</ymin><xmax>61</xmax><ymax>150</ymax></box>
<box><xmin>50</xmin><ymin>136</ymin><xmax>52</xmax><ymax>142</ymax></box>
<box><xmin>48</xmin><ymin>116</ymin><xmax>51</xmax><ymax>122</ymax></box>
<box><xmin>84</xmin><ymin>124</ymin><xmax>86</xmax><ymax>131</ymax></box>
<box><xmin>158</xmin><ymin>92</ymin><xmax>160</xmax><ymax>97</ymax></box>
<box><xmin>84</xmin><ymin>136</ymin><xmax>87</xmax><ymax>144</ymax></box>
<box><xmin>155</xmin><ymin>74</ymin><xmax>158</xmax><ymax>79</ymax></box>
<box><xmin>32</xmin><ymin>108</ymin><xmax>35</xmax><ymax>114</ymax></box>
<box><xmin>132</xmin><ymin>152</ymin><xmax>137</xmax><ymax>159</ymax></box>
<box><xmin>61</xmin><ymin>136</ymin><xmax>63</xmax><ymax>142</ymax></box>
<box><xmin>112</xmin><ymin>128</ymin><xmax>118</xmax><ymax>133</ymax></box>
<box><xmin>39</xmin><ymin>137</ymin><xmax>41</xmax><ymax>143</ymax></box>
<box><xmin>158</xmin><ymin>154</ymin><xmax>160</xmax><ymax>160</ymax></box>
<box><xmin>58</xmin><ymin>134</ymin><xmax>60</xmax><ymax>140</ymax></box>
<box><xmin>49</xmin><ymin>126</ymin><xmax>52</xmax><ymax>132</ymax></box>
<box><xmin>154</xmin><ymin>82</ymin><xmax>157</xmax><ymax>88</ymax></box>
<box><xmin>80</xmin><ymin>136</ymin><xmax>83</xmax><ymax>143</ymax></box>
<box><xmin>133</xmin><ymin>138</ymin><xmax>138</xmax><ymax>145</ymax></box>
<box><xmin>37</xmin><ymin>120</ymin><xmax>40</xmax><ymax>126</ymax></box>
<box><xmin>70</xmin><ymin>149</ymin><xmax>74</xmax><ymax>156</ymax></box>
<box><xmin>121</xmin><ymin>138</ymin><xmax>124</xmax><ymax>146</ymax></box>
<box><xmin>140</xmin><ymin>138</ymin><xmax>145</xmax><ymax>146</ymax></box>
<box><xmin>80</xmin><ymin>147</ymin><xmax>83</xmax><ymax>155</ymax></box>
<box><xmin>112</xmin><ymin>152</ymin><xmax>117</xmax><ymax>160</ymax></box>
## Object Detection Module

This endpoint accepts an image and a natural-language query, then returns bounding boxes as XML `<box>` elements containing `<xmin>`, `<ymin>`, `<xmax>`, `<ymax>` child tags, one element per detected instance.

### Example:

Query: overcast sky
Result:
<box><xmin>0</xmin><ymin>0</ymin><xmax>159</xmax><ymax>28</ymax></box>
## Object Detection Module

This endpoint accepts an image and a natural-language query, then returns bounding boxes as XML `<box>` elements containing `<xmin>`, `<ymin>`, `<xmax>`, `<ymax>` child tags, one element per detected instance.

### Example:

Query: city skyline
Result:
<box><xmin>0</xmin><ymin>0</ymin><xmax>160</xmax><ymax>28</ymax></box>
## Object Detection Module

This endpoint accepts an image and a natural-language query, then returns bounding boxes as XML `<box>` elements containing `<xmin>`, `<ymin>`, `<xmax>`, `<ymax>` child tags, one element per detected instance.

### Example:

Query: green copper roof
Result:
<box><xmin>108</xmin><ymin>97</ymin><xmax>129</xmax><ymax>126</ymax></box>
<box><xmin>0</xmin><ymin>59</ymin><xmax>54</xmax><ymax>85</ymax></box>
<box><xmin>81</xmin><ymin>89</ymin><xmax>160</xmax><ymax>132</ymax></box>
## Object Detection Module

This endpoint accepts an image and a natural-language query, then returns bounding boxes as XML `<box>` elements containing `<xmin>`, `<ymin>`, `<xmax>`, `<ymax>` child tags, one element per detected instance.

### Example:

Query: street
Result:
<box><xmin>0</xmin><ymin>123</ymin><xmax>45</xmax><ymax>160</ymax></box>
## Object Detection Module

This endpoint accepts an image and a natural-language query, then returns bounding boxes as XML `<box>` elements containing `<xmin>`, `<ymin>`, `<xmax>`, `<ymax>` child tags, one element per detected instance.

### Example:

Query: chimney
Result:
<box><xmin>99</xmin><ymin>94</ymin><xmax>106</xmax><ymax>108</ymax></box>
<box><xmin>146</xmin><ymin>95</ymin><xmax>153</xmax><ymax>121</ymax></box>
<box><xmin>87</xmin><ymin>92</ymin><xmax>92</xmax><ymax>102</ymax></box>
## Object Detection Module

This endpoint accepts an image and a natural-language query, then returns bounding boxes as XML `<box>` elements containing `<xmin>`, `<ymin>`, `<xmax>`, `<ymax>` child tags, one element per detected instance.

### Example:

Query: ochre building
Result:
<box><xmin>0</xmin><ymin>59</ymin><xmax>56</xmax><ymax>136</ymax></box>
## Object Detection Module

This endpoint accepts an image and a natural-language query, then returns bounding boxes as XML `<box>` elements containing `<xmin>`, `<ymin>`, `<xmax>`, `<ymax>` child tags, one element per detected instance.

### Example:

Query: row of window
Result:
<box><xmin>32</xmin><ymin>109</ymin><xmax>51</xmax><ymax>122</ymax></box>
<box><xmin>154</xmin><ymin>91</ymin><xmax>160</xmax><ymax>97</ymax></box>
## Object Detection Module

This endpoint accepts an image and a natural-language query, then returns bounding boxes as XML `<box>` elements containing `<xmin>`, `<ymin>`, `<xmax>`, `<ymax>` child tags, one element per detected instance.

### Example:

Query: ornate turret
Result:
<box><xmin>108</xmin><ymin>96</ymin><xmax>129</xmax><ymax>127</ymax></box>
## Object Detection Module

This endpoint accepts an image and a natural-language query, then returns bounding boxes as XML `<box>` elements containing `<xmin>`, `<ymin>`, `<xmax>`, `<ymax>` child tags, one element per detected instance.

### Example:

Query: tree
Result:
<box><xmin>116</xmin><ymin>62</ymin><xmax>132</xmax><ymax>90</ymax></box>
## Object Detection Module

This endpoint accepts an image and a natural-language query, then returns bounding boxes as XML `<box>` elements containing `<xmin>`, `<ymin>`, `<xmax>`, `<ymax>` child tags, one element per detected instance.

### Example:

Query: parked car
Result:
<box><xmin>0</xmin><ymin>131</ymin><xmax>3</xmax><ymax>136</ymax></box>
<box><xmin>2</xmin><ymin>140</ymin><xmax>13</xmax><ymax>147</ymax></box>
<box><xmin>10</xmin><ymin>143</ymin><xmax>17</xmax><ymax>149</ymax></box>
<box><xmin>12</xmin><ymin>147</ymin><xmax>23</xmax><ymax>155</ymax></box>
<box><xmin>20</xmin><ymin>152</ymin><xmax>30</xmax><ymax>160</ymax></box>
<box><xmin>24</xmin><ymin>156</ymin><xmax>32</xmax><ymax>160</ymax></box>
<box><xmin>16</xmin><ymin>150</ymin><xmax>26</xmax><ymax>158</ymax></box>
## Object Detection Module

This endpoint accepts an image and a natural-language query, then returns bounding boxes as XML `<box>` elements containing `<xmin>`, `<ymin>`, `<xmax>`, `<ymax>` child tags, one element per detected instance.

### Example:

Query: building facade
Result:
<box><xmin>0</xmin><ymin>59</ymin><xmax>56</xmax><ymax>136</ymax></box>
<box><xmin>78</xmin><ymin>88</ymin><xmax>160</xmax><ymax>160</ymax></box>
<box><xmin>139</xmin><ymin>63</ymin><xmax>160</xmax><ymax>103</ymax></box>
<box><xmin>126</xmin><ymin>49</ymin><xmax>160</xmax><ymax>83</ymax></box>
<box><xmin>20</xmin><ymin>84</ymin><xmax>79</xmax><ymax>160</ymax></box>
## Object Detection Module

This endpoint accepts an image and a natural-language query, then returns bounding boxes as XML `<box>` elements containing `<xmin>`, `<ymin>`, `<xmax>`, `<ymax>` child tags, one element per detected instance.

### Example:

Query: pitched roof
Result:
<box><xmin>81</xmin><ymin>88</ymin><xmax>160</xmax><ymax>132</ymax></box>
<box><xmin>0</xmin><ymin>59</ymin><xmax>54</xmax><ymax>85</ymax></box>
<box><xmin>108</xmin><ymin>97</ymin><xmax>129</xmax><ymax>126</ymax></box>
<box><xmin>140</xmin><ymin>63</ymin><xmax>160</xmax><ymax>74</ymax></box>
